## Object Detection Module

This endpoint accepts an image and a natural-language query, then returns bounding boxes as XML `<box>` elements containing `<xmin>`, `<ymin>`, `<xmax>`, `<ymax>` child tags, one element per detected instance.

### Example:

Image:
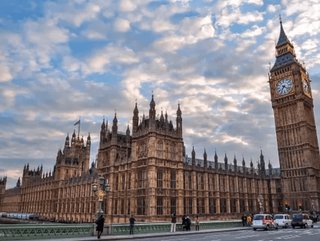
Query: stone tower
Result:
<box><xmin>269</xmin><ymin>19</ymin><xmax>320</xmax><ymax>211</ymax></box>
<box><xmin>54</xmin><ymin>131</ymin><xmax>91</xmax><ymax>180</ymax></box>
<box><xmin>130</xmin><ymin>95</ymin><xmax>185</xmax><ymax>220</ymax></box>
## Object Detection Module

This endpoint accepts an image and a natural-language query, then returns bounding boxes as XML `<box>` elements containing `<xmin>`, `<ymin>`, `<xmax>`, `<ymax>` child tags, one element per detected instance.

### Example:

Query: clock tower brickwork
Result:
<box><xmin>269</xmin><ymin>20</ymin><xmax>320</xmax><ymax>211</ymax></box>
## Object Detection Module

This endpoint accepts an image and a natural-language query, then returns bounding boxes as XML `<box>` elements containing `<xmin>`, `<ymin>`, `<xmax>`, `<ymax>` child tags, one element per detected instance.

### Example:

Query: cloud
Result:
<box><xmin>114</xmin><ymin>18</ymin><xmax>131</xmax><ymax>32</ymax></box>
<box><xmin>0</xmin><ymin>65</ymin><xmax>12</xmax><ymax>82</ymax></box>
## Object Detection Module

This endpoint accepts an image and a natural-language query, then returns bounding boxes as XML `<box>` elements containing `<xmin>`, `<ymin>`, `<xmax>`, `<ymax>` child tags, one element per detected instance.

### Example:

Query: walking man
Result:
<box><xmin>95</xmin><ymin>214</ymin><xmax>105</xmax><ymax>239</ymax></box>
<box><xmin>129</xmin><ymin>215</ymin><xmax>136</xmax><ymax>235</ymax></box>
<box><xmin>171</xmin><ymin>211</ymin><xmax>177</xmax><ymax>232</ymax></box>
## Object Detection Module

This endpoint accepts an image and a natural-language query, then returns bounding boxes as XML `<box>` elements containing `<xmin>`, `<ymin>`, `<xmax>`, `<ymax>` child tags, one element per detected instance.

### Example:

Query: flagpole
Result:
<box><xmin>78</xmin><ymin>118</ymin><xmax>80</xmax><ymax>138</ymax></box>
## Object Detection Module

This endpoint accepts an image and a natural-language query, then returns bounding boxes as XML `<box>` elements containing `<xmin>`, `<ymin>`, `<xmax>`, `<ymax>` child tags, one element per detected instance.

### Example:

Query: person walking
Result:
<box><xmin>129</xmin><ymin>215</ymin><xmax>136</xmax><ymax>235</ymax></box>
<box><xmin>182</xmin><ymin>215</ymin><xmax>187</xmax><ymax>231</ymax></box>
<box><xmin>246</xmin><ymin>215</ymin><xmax>252</xmax><ymax>226</ymax></box>
<box><xmin>171</xmin><ymin>211</ymin><xmax>177</xmax><ymax>232</ymax></box>
<box><xmin>195</xmin><ymin>215</ymin><xmax>200</xmax><ymax>231</ymax></box>
<box><xmin>185</xmin><ymin>215</ymin><xmax>191</xmax><ymax>231</ymax></box>
<box><xmin>95</xmin><ymin>214</ymin><xmax>105</xmax><ymax>239</ymax></box>
<box><xmin>241</xmin><ymin>215</ymin><xmax>246</xmax><ymax>226</ymax></box>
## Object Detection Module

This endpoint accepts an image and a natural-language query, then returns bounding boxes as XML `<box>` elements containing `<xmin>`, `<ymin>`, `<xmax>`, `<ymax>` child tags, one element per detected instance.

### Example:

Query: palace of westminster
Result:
<box><xmin>1</xmin><ymin>21</ymin><xmax>320</xmax><ymax>224</ymax></box>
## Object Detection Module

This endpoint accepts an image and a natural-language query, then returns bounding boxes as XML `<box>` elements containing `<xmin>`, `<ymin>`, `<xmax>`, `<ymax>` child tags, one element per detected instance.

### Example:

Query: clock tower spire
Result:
<box><xmin>269</xmin><ymin>19</ymin><xmax>320</xmax><ymax>212</ymax></box>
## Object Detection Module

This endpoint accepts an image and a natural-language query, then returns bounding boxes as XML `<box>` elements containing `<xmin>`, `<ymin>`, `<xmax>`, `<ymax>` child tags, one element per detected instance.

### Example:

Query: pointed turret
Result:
<box><xmin>276</xmin><ymin>17</ymin><xmax>290</xmax><ymax>47</ymax></box>
<box><xmin>214</xmin><ymin>150</ymin><xmax>218</xmax><ymax>169</ymax></box>
<box><xmin>16</xmin><ymin>177</ymin><xmax>21</xmax><ymax>187</ymax></box>
<box><xmin>250</xmin><ymin>159</ymin><xmax>254</xmax><ymax>174</ymax></box>
<box><xmin>233</xmin><ymin>155</ymin><xmax>237</xmax><ymax>172</ymax></box>
<box><xmin>112</xmin><ymin>113</ymin><xmax>118</xmax><ymax>135</ymax></box>
<box><xmin>268</xmin><ymin>161</ymin><xmax>273</xmax><ymax>176</ymax></box>
<box><xmin>176</xmin><ymin>103</ymin><xmax>182</xmax><ymax>137</ymax></box>
<box><xmin>260</xmin><ymin>149</ymin><xmax>266</xmax><ymax>175</ymax></box>
<box><xmin>203</xmin><ymin>149</ymin><xmax>208</xmax><ymax>168</ymax></box>
<box><xmin>149</xmin><ymin>94</ymin><xmax>156</xmax><ymax>120</ymax></box>
<box><xmin>86</xmin><ymin>133</ymin><xmax>91</xmax><ymax>146</ymax></box>
<box><xmin>242</xmin><ymin>157</ymin><xmax>246</xmax><ymax>173</ymax></box>
<box><xmin>224</xmin><ymin>153</ymin><xmax>228</xmax><ymax>171</ymax></box>
<box><xmin>271</xmin><ymin>18</ymin><xmax>298</xmax><ymax>71</ymax></box>
<box><xmin>111</xmin><ymin>113</ymin><xmax>118</xmax><ymax>144</ymax></box>
<box><xmin>132</xmin><ymin>102</ymin><xmax>139</xmax><ymax>134</ymax></box>
<box><xmin>160</xmin><ymin>110</ymin><xmax>164</xmax><ymax>123</ymax></box>
<box><xmin>100</xmin><ymin>118</ymin><xmax>106</xmax><ymax>143</ymax></box>
<box><xmin>65</xmin><ymin>134</ymin><xmax>70</xmax><ymax>147</ymax></box>
<box><xmin>71</xmin><ymin>130</ymin><xmax>76</xmax><ymax>146</ymax></box>
<box><xmin>191</xmin><ymin>146</ymin><xmax>196</xmax><ymax>166</ymax></box>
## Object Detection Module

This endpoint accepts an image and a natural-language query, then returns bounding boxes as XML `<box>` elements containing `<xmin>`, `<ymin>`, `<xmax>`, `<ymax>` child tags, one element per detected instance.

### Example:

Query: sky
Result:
<box><xmin>1</xmin><ymin>0</ymin><xmax>320</xmax><ymax>189</ymax></box>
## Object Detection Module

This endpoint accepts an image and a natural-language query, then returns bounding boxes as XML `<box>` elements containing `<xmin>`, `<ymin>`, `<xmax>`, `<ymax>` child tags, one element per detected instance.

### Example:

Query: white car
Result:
<box><xmin>252</xmin><ymin>214</ymin><xmax>278</xmax><ymax>231</ymax></box>
<box><xmin>273</xmin><ymin>214</ymin><xmax>291</xmax><ymax>228</ymax></box>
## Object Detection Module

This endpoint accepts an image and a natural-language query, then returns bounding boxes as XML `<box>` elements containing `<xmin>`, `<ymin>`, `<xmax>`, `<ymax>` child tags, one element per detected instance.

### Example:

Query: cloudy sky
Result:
<box><xmin>1</xmin><ymin>0</ymin><xmax>320</xmax><ymax>188</ymax></box>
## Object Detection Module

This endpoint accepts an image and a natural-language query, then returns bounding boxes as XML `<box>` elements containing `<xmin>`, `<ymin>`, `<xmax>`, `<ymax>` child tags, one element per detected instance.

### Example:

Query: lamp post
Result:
<box><xmin>92</xmin><ymin>176</ymin><xmax>110</xmax><ymax>217</ymax></box>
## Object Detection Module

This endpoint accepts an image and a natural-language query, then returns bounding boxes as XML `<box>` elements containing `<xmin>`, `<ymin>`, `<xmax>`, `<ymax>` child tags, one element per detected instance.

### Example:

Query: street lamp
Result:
<box><xmin>92</xmin><ymin>176</ymin><xmax>110</xmax><ymax>217</ymax></box>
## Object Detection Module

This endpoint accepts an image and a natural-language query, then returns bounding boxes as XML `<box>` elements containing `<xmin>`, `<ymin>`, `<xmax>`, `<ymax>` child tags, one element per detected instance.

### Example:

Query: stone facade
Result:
<box><xmin>0</xmin><ymin>21</ymin><xmax>318</xmax><ymax>223</ymax></box>
<box><xmin>98</xmin><ymin>97</ymin><xmax>281</xmax><ymax>223</ymax></box>
<box><xmin>269</xmin><ymin>20</ymin><xmax>320</xmax><ymax>211</ymax></box>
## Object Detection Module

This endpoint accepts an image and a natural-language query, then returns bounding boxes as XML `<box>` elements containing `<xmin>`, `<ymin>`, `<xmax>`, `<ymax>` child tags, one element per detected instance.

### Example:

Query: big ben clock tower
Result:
<box><xmin>269</xmin><ymin>19</ymin><xmax>320</xmax><ymax>211</ymax></box>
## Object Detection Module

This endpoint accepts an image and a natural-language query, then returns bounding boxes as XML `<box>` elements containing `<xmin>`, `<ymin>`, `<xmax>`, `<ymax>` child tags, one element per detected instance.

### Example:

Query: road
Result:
<box><xmin>118</xmin><ymin>224</ymin><xmax>320</xmax><ymax>241</ymax></box>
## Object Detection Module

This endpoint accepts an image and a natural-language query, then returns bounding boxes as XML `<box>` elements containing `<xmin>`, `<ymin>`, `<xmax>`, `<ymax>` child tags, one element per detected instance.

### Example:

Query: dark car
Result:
<box><xmin>291</xmin><ymin>213</ymin><xmax>313</xmax><ymax>228</ymax></box>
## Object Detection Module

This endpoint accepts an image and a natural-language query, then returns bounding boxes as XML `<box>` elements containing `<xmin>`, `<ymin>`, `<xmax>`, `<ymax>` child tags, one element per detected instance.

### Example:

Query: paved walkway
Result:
<box><xmin>18</xmin><ymin>226</ymin><xmax>250</xmax><ymax>241</ymax></box>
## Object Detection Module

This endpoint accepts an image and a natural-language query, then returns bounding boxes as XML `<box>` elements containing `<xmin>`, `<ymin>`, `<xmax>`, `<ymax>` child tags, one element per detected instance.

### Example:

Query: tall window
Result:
<box><xmin>128</xmin><ymin>173</ymin><xmax>131</xmax><ymax>189</ymax></box>
<box><xmin>115</xmin><ymin>175</ymin><xmax>119</xmax><ymax>191</ymax></box>
<box><xmin>157</xmin><ymin>141</ymin><xmax>163</xmax><ymax>158</ymax></box>
<box><xmin>157</xmin><ymin>197</ymin><xmax>163</xmax><ymax>215</ymax></box>
<box><xmin>170</xmin><ymin>170</ymin><xmax>176</xmax><ymax>189</ymax></box>
<box><xmin>114</xmin><ymin>199</ymin><xmax>118</xmax><ymax>215</ymax></box>
<box><xmin>137</xmin><ymin>197</ymin><xmax>145</xmax><ymax>215</ymax></box>
<box><xmin>209</xmin><ymin>198</ymin><xmax>216</xmax><ymax>214</ymax></box>
<box><xmin>231</xmin><ymin>198</ymin><xmax>237</xmax><ymax>213</ymax></box>
<box><xmin>170</xmin><ymin>197</ymin><xmax>176</xmax><ymax>214</ymax></box>
<box><xmin>170</xmin><ymin>144</ymin><xmax>175</xmax><ymax>160</ymax></box>
<box><xmin>197</xmin><ymin>198</ymin><xmax>205</xmax><ymax>214</ymax></box>
<box><xmin>199</xmin><ymin>174</ymin><xmax>204</xmax><ymax>190</ymax></box>
<box><xmin>157</xmin><ymin>169</ymin><xmax>163</xmax><ymax>188</ymax></box>
<box><xmin>122</xmin><ymin>174</ymin><xmax>125</xmax><ymax>191</ymax></box>
<box><xmin>138</xmin><ymin>169</ymin><xmax>147</xmax><ymax>188</ymax></box>
<box><xmin>220</xmin><ymin>198</ymin><xmax>227</xmax><ymax>213</ymax></box>
<box><xmin>240</xmin><ymin>199</ymin><xmax>245</xmax><ymax>212</ymax></box>
<box><xmin>184</xmin><ymin>197</ymin><xmax>192</xmax><ymax>215</ymax></box>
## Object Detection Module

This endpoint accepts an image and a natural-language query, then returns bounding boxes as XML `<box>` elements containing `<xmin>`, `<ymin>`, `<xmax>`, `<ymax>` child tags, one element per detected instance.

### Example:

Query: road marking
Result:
<box><xmin>234</xmin><ymin>234</ymin><xmax>260</xmax><ymax>239</ymax></box>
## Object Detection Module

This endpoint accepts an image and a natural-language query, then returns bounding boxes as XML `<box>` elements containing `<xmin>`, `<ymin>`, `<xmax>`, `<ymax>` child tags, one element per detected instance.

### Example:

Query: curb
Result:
<box><xmin>84</xmin><ymin>227</ymin><xmax>250</xmax><ymax>241</ymax></box>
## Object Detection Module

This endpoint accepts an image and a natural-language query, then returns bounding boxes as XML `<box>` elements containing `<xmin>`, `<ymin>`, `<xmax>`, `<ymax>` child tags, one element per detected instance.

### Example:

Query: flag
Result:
<box><xmin>74</xmin><ymin>119</ymin><xmax>80</xmax><ymax>126</ymax></box>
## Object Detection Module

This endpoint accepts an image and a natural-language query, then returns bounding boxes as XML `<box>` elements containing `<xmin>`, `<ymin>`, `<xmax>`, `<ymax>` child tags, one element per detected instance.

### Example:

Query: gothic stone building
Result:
<box><xmin>0</xmin><ymin>98</ymin><xmax>281</xmax><ymax>223</ymax></box>
<box><xmin>0</xmin><ymin>20</ymin><xmax>319</xmax><ymax>223</ymax></box>
<box><xmin>97</xmin><ymin>96</ymin><xmax>281</xmax><ymax>223</ymax></box>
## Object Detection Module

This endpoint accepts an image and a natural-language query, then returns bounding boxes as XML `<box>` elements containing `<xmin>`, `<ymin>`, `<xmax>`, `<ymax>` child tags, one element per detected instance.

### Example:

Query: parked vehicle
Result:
<box><xmin>291</xmin><ymin>213</ymin><xmax>313</xmax><ymax>228</ymax></box>
<box><xmin>252</xmin><ymin>214</ymin><xmax>278</xmax><ymax>231</ymax></box>
<box><xmin>273</xmin><ymin>214</ymin><xmax>291</xmax><ymax>228</ymax></box>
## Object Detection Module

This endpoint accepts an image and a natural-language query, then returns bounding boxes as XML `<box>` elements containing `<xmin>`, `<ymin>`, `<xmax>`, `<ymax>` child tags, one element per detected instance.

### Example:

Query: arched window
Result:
<box><xmin>157</xmin><ymin>141</ymin><xmax>163</xmax><ymax>158</ymax></box>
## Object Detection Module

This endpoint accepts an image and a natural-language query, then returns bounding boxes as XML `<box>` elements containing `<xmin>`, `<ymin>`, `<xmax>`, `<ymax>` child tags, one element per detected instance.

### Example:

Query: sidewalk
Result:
<box><xmin>18</xmin><ymin>226</ymin><xmax>250</xmax><ymax>241</ymax></box>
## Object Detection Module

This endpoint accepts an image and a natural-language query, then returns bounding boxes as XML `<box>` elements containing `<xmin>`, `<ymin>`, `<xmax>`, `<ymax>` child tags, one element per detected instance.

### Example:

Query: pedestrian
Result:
<box><xmin>195</xmin><ymin>215</ymin><xmax>200</xmax><ymax>231</ymax></box>
<box><xmin>95</xmin><ymin>214</ymin><xmax>105</xmax><ymax>239</ymax></box>
<box><xmin>185</xmin><ymin>215</ymin><xmax>191</xmax><ymax>231</ymax></box>
<box><xmin>129</xmin><ymin>215</ymin><xmax>136</xmax><ymax>235</ymax></box>
<box><xmin>182</xmin><ymin>215</ymin><xmax>187</xmax><ymax>231</ymax></box>
<box><xmin>171</xmin><ymin>211</ymin><xmax>177</xmax><ymax>232</ymax></box>
<box><xmin>241</xmin><ymin>215</ymin><xmax>246</xmax><ymax>226</ymax></box>
<box><xmin>246</xmin><ymin>215</ymin><xmax>252</xmax><ymax>226</ymax></box>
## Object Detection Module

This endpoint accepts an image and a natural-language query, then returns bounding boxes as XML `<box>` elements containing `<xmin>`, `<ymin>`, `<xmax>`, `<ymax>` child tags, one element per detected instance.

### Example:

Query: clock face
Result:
<box><xmin>276</xmin><ymin>79</ymin><xmax>293</xmax><ymax>95</ymax></box>
<box><xmin>302</xmin><ymin>79</ymin><xmax>310</xmax><ymax>94</ymax></box>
